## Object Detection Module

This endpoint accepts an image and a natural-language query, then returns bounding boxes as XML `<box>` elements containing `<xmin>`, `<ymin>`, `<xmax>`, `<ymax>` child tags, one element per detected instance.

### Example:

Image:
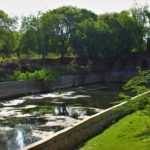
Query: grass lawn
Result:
<box><xmin>80</xmin><ymin>111</ymin><xmax>150</xmax><ymax>150</ymax></box>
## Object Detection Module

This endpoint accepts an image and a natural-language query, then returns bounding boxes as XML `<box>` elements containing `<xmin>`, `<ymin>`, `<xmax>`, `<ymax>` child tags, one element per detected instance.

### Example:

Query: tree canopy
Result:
<box><xmin>0</xmin><ymin>5</ymin><xmax>149</xmax><ymax>60</ymax></box>
<box><xmin>0</xmin><ymin>10</ymin><xmax>17</xmax><ymax>58</ymax></box>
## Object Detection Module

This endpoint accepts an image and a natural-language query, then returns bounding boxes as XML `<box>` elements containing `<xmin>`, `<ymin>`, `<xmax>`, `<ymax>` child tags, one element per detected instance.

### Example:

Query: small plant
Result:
<box><xmin>11</xmin><ymin>68</ymin><xmax>59</xmax><ymax>82</ymax></box>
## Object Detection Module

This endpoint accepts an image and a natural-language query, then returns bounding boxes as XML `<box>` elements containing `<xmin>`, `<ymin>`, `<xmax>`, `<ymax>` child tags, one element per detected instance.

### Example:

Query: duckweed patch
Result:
<box><xmin>22</xmin><ymin>105</ymin><xmax>54</xmax><ymax>114</ymax></box>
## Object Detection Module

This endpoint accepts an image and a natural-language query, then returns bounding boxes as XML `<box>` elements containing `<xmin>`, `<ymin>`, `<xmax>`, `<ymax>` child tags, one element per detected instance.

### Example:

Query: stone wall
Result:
<box><xmin>51</xmin><ymin>71</ymin><xmax>137</xmax><ymax>89</ymax></box>
<box><xmin>50</xmin><ymin>73</ymin><xmax>102</xmax><ymax>89</ymax></box>
<box><xmin>0</xmin><ymin>80</ymin><xmax>42</xmax><ymax>99</ymax></box>
<box><xmin>102</xmin><ymin>71</ymin><xmax>137</xmax><ymax>82</ymax></box>
<box><xmin>0</xmin><ymin>71</ymin><xmax>137</xmax><ymax>100</ymax></box>
<box><xmin>22</xmin><ymin>102</ymin><xmax>128</xmax><ymax>150</ymax></box>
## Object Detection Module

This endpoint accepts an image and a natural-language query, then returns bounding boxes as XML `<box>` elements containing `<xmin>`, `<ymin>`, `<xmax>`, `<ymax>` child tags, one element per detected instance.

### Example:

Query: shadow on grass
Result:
<box><xmin>135</xmin><ymin>128</ymin><xmax>150</xmax><ymax>140</ymax></box>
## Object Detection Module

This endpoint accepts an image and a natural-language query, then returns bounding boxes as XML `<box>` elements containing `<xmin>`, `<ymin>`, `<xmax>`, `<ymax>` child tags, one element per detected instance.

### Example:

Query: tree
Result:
<box><xmin>40</xmin><ymin>6</ymin><xmax>97</xmax><ymax>59</ymax></box>
<box><xmin>98</xmin><ymin>10</ymin><xmax>149</xmax><ymax>58</ymax></box>
<box><xmin>71</xmin><ymin>19</ymin><xmax>110</xmax><ymax>61</ymax></box>
<box><xmin>0</xmin><ymin>10</ymin><xmax>17</xmax><ymax>58</ymax></box>
<box><xmin>130</xmin><ymin>3</ymin><xmax>150</xmax><ymax>52</ymax></box>
<box><xmin>18</xmin><ymin>15</ymin><xmax>40</xmax><ymax>57</ymax></box>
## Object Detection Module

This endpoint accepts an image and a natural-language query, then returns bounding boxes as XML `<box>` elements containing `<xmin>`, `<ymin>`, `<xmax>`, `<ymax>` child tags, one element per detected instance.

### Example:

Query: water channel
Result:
<box><xmin>0</xmin><ymin>82</ymin><xmax>122</xmax><ymax>150</ymax></box>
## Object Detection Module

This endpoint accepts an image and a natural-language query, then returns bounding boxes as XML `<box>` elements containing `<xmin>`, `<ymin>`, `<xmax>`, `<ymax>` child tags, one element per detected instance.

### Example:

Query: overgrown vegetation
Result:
<box><xmin>119</xmin><ymin>69</ymin><xmax>150</xmax><ymax>115</ymax></box>
<box><xmin>10</xmin><ymin>68</ymin><xmax>58</xmax><ymax>82</ymax></box>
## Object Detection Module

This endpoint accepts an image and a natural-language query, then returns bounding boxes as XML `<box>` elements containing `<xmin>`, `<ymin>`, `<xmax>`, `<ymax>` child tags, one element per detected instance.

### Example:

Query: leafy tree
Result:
<box><xmin>99</xmin><ymin>12</ymin><xmax>133</xmax><ymax>57</ymax></box>
<box><xmin>0</xmin><ymin>10</ymin><xmax>17</xmax><ymax>58</ymax></box>
<box><xmin>71</xmin><ymin>19</ymin><xmax>110</xmax><ymax>61</ymax></box>
<box><xmin>18</xmin><ymin>15</ymin><xmax>41</xmax><ymax>57</ymax></box>
<box><xmin>1</xmin><ymin>5</ymin><xmax>149</xmax><ymax>61</ymax></box>
<box><xmin>130</xmin><ymin>3</ymin><xmax>150</xmax><ymax>52</ymax></box>
<box><xmin>40</xmin><ymin>6</ymin><xmax>97</xmax><ymax>59</ymax></box>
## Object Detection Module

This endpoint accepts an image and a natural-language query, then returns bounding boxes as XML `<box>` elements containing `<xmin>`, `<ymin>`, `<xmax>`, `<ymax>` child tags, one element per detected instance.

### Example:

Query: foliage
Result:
<box><xmin>131</xmin><ymin>2</ymin><xmax>150</xmax><ymax>40</ymax></box>
<box><xmin>0</xmin><ymin>5</ymin><xmax>150</xmax><ymax>62</ymax></box>
<box><xmin>0</xmin><ymin>10</ymin><xmax>17</xmax><ymax>58</ymax></box>
<box><xmin>39</xmin><ymin>6</ymin><xmax>97</xmax><ymax>59</ymax></box>
<box><xmin>120</xmin><ymin>69</ymin><xmax>150</xmax><ymax>114</ymax></box>
<box><xmin>71</xmin><ymin>19</ymin><xmax>109</xmax><ymax>59</ymax></box>
<box><xmin>11</xmin><ymin>68</ymin><xmax>58</xmax><ymax>82</ymax></box>
<box><xmin>17</xmin><ymin>15</ymin><xmax>40</xmax><ymax>57</ymax></box>
<box><xmin>122</xmin><ymin>69</ymin><xmax>150</xmax><ymax>95</ymax></box>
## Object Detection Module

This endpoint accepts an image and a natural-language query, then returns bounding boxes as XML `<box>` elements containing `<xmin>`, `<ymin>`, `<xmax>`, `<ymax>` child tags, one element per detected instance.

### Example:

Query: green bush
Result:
<box><xmin>120</xmin><ymin>68</ymin><xmax>150</xmax><ymax>115</ymax></box>
<box><xmin>11</xmin><ymin>68</ymin><xmax>58</xmax><ymax>82</ymax></box>
<box><xmin>123</xmin><ymin>69</ymin><xmax>150</xmax><ymax>95</ymax></box>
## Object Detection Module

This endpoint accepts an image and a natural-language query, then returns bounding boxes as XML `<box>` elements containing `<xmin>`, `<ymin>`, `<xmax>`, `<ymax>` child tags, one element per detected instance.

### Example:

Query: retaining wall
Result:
<box><xmin>22</xmin><ymin>91</ymin><xmax>150</xmax><ymax>150</ymax></box>
<box><xmin>54</xmin><ymin>71</ymin><xmax>137</xmax><ymax>88</ymax></box>
<box><xmin>0</xmin><ymin>80</ymin><xmax>42</xmax><ymax>99</ymax></box>
<box><xmin>0</xmin><ymin>71</ymin><xmax>137</xmax><ymax>100</ymax></box>
<box><xmin>22</xmin><ymin>102</ymin><xmax>128</xmax><ymax>150</ymax></box>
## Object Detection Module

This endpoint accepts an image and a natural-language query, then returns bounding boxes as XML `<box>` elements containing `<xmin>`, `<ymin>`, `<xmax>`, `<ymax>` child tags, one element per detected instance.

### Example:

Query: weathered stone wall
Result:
<box><xmin>0</xmin><ymin>80</ymin><xmax>43</xmax><ymax>99</ymax></box>
<box><xmin>102</xmin><ymin>71</ymin><xmax>137</xmax><ymax>82</ymax></box>
<box><xmin>0</xmin><ymin>71</ymin><xmax>137</xmax><ymax>100</ymax></box>
<box><xmin>51</xmin><ymin>71</ymin><xmax>137</xmax><ymax>89</ymax></box>
<box><xmin>51</xmin><ymin>73</ymin><xmax>102</xmax><ymax>89</ymax></box>
<box><xmin>22</xmin><ymin>102</ymin><xmax>128</xmax><ymax>150</ymax></box>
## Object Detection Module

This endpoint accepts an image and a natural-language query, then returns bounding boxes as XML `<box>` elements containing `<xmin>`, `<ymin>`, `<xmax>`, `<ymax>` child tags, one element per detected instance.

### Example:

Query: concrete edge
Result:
<box><xmin>21</xmin><ymin>91</ymin><xmax>150</xmax><ymax>150</ymax></box>
<box><xmin>21</xmin><ymin>102</ymin><xmax>127</xmax><ymax>150</ymax></box>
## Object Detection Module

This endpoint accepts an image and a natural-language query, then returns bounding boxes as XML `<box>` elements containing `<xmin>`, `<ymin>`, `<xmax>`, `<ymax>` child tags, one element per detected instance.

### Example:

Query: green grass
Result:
<box><xmin>80</xmin><ymin>111</ymin><xmax>150</xmax><ymax>150</ymax></box>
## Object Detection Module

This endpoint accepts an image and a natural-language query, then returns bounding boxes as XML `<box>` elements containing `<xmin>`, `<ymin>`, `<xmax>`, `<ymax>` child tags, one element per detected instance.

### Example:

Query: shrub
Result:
<box><xmin>120</xmin><ymin>68</ymin><xmax>150</xmax><ymax>115</ymax></box>
<box><xmin>123</xmin><ymin>69</ymin><xmax>150</xmax><ymax>95</ymax></box>
<box><xmin>11</xmin><ymin>68</ymin><xmax>58</xmax><ymax>82</ymax></box>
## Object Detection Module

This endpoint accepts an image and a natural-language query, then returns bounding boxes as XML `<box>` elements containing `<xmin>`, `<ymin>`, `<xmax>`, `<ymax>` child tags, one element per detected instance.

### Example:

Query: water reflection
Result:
<box><xmin>55</xmin><ymin>105</ymin><xmax>69</xmax><ymax>116</ymax></box>
<box><xmin>16</xmin><ymin>129</ymin><xmax>24</xmax><ymax>149</ymax></box>
<box><xmin>54</xmin><ymin>106</ymin><xmax>98</xmax><ymax>119</ymax></box>
<box><xmin>0</xmin><ymin>125</ymin><xmax>41</xmax><ymax>150</ymax></box>
<box><xmin>0</xmin><ymin>82</ymin><xmax>122</xmax><ymax>150</ymax></box>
